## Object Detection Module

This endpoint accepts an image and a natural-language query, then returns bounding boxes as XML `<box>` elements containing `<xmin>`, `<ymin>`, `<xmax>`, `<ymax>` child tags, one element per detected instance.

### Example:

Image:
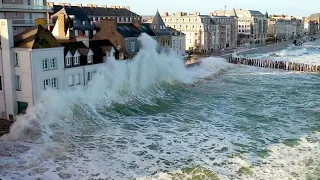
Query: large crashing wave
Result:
<box><xmin>1</xmin><ymin>33</ymin><xmax>230</xmax><ymax>142</ymax></box>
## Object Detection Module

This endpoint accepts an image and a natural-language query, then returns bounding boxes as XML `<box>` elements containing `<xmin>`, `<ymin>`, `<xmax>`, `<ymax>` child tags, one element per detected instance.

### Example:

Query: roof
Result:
<box><xmin>248</xmin><ymin>10</ymin><xmax>263</xmax><ymax>15</ymax></box>
<box><xmin>117</xmin><ymin>23</ymin><xmax>141</xmax><ymax>38</ymax></box>
<box><xmin>141</xmin><ymin>23</ymin><xmax>156</xmax><ymax>36</ymax></box>
<box><xmin>77</xmin><ymin>48</ymin><xmax>90</xmax><ymax>55</ymax></box>
<box><xmin>53</xmin><ymin>5</ymin><xmax>141</xmax><ymax>18</ymax></box>
<box><xmin>89</xmin><ymin>39</ymin><xmax>120</xmax><ymax>60</ymax></box>
<box><xmin>60</xmin><ymin>41</ymin><xmax>88</xmax><ymax>56</ymax></box>
<box><xmin>310</xmin><ymin>13</ymin><xmax>320</xmax><ymax>21</ymax></box>
<box><xmin>150</xmin><ymin>10</ymin><xmax>171</xmax><ymax>36</ymax></box>
<box><xmin>166</xmin><ymin>27</ymin><xmax>185</xmax><ymax>36</ymax></box>
<box><xmin>14</xmin><ymin>25</ymin><xmax>63</xmax><ymax>49</ymax></box>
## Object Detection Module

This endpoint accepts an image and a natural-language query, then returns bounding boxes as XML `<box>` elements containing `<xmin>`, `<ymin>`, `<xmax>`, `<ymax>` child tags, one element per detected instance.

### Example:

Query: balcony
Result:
<box><xmin>0</xmin><ymin>4</ymin><xmax>52</xmax><ymax>12</ymax></box>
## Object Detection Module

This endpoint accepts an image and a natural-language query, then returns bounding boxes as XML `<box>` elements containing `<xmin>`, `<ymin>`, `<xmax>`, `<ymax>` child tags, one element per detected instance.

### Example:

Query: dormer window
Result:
<box><xmin>153</xmin><ymin>25</ymin><xmax>157</xmax><ymax>29</ymax></box>
<box><xmin>74</xmin><ymin>56</ymin><xmax>79</xmax><ymax>65</ymax></box>
<box><xmin>82</xmin><ymin>21</ymin><xmax>86</xmax><ymax>25</ymax></box>
<box><xmin>66</xmin><ymin>57</ymin><xmax>71</xmax><ymax>66</ymax></box>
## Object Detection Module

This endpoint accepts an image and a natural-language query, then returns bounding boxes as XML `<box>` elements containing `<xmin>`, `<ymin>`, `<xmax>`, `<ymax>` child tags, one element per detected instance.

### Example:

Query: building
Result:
<box><xmin>0</xmin><ymin>19</ymin><xmax>118</xmax><ymax>120</ymax></box>
<box><xmin>162</xmin><ymin>12</ymin><xmax>213</xmax><ymax>53</ymax></box>
<box><xmin>167</xmin><ymin>27</ymin><xmax>186</xmax><ymax>55</ymax></box>
<box><xmin>149</xmin><ymin>10</ymin><xmax>172</xmax><ymax>48</ymax></box>
<box><xmin>209</xmin><ymin>10</ymin><xmax>238</xmax><ymax>50</ymax></box>
<box><xmin>93</xmin><ymin>19</ymin><xmax>141</xmax><ymax>59</ymax></box>
<box><xmin>267</xmin><ymin>15</ymin><xmax>302</xmax><ymax>40</ymax></box>
<box><xmin>0</xmin><ymin>0</ymin><xmax>52</xmax><ymax>34</ymax></box>
<box><xmin>309</xmin><ymin>13</ymin><xmax>320</xmax><ymax>33</ymax></box>
<box><xmin>214</xmin><ymin>9</ymin><xmax>268</xmax><ymax>45</ymax></box>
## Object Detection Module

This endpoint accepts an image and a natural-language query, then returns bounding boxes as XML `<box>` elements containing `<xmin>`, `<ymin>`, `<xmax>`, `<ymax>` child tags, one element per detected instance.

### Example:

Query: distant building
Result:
<box><xmin>162</xmin><ymin>12</ymin><xmax>213</xmax><ymax>53</ymax></box>
<box><xmin>0</xmin><ymin>0</ymin><xmax>52</xmax><ymax>34</ymax></box>
<box><xmin>309</xmin><ymin>13</ymin><xmax>320</xmax><ymax>34</ymax></box>
<box><xmin>209</xmin><ymin>10</ymin><xmax>238</xmax><ymax>49</ymax></box>
<box><xmin>213</xmin><ymin>9</ymin><xmax>268</xmax><ymax>45</ymax></box>
<box><xmin>167</xmin><ymin>27</ymin><xmax>186</xmax><ymax>55</ymax></box>
<box><xmin>268</xmin><ymin>15</ymin><xmax>298</xmax><ymax>40</ymax></box>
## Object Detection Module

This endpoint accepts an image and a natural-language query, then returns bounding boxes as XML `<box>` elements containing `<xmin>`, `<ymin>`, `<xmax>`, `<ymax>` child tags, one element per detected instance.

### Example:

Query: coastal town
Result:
<box><xmin>0</xmin><ymin>1</ymin><xmax>320</xmax><ymax>134</ymax></box>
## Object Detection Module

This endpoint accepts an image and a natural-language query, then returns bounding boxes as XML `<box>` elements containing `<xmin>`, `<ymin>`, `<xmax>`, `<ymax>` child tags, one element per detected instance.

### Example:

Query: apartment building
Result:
<box><xmin>162</xmin><ymin>12</ymin><xmax>213</xmax><ymax>53</ymax></box>
<box><xmin>0</xmin><ymin>0</ymin><xmax>52</xmax><ymax>34</ymax></box>
<box><xmin>268</xmin><ymin>15</ymin><xmax>304</xmax><ymax>40</ymax></box>
<box><xmin>0</xmin><ymin>19</ymin><xmax>118</xmax><ymax>120</ymax></box>
<box><xmin>167</xmin><ymin>27</ymin><xmax>186</xmax><ymax>55</ymax></box>
<box><xmin>214</xmin><ymin>9</ymin><xmax>268</xmax><ymax>45</ymax></box>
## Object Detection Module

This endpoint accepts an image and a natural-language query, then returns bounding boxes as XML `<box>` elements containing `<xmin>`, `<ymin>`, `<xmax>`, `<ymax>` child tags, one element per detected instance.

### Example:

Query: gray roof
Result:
<box><xmin>117</xmin><ymin>24</ymin><xmax>141</xmax><ymax>38</ymax></box>
<box><xmin>141</xmin><ymin>23</ymin><xmax>156</xmax><ymax>36</ymax></box>
<box><xmin>52</xmin><ymin>7</ymin><xmax>89</xmax><ymax>20</ymax></box>
<box><xmin>150</xmin><ymin>10</ymin><xmax>171</xmax><ymax>36</ymax></box>
<box><xmin>249</xmin><ymin>10</ymin><xmax>263</xmax><ymax>15</ymax></box>
<box><xmin>53</xmin><ymin>5</ymin><xmax>141</xmax><ymax>18</ymax></box>
<box><xmin>166</xmin><ymin>27</ymin><xmax>185</xmax><ymax>36</ymax></box>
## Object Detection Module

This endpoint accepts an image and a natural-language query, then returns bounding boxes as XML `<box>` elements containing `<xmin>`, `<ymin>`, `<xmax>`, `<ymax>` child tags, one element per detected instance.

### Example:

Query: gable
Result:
<box><xmin>65</xmin><ymin>51</ymin><xmax>73</xmax><ymax>58</ymax></box>
<box><xmin>88</xmin><ymin>49</ymin><xmax>94</xmax><ymax>56</ymax></box>
<box><xmin>74</xmin><ymin>50</ymin><xmax>80</xmax><ymax>57</ymax></box>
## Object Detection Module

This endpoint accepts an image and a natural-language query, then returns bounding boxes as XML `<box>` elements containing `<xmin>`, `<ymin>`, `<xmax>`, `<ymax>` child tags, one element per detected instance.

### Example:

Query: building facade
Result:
<box><xmin>0</xmin><ymin>0</ymin><xmax>52</xmax><ymax>34</ymax></box>
<box><xmin>214</xmin><ymin>9</ymin><xmax>268</xmax><ymax>45</ymax></box>
<box><xmin>0</xmin><ymin>19</ymin><xmax>116</xmax><ymax>120</ymax></box>
<box><xmin>162</xmin><ymin>12</ymin><xmax>213</xmax><ymax>53</ymax></box>
<box><xmin>167</xmin><ymin>27</ymin><xmax>186</xmax><ymax>55</ymax></box>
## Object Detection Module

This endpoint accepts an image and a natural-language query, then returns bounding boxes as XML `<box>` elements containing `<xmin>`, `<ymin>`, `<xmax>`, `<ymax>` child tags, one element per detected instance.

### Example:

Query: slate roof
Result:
<box><xmin>166</xmin><ymin>27</ymin><xmax>185</xmax><ymax>36</ymax></box>
<box><xmin>53</xmin><ymin>5</ymin><xmax>141</xmax><ymax>18</ymax></box>
<box><xmin>249</xmin><ymin>10</ymin><xmax>263</xmax><ymax>15</ymax></box>
<box><xmin>89</xmin><ymin>39</ymin><xmax>120</xmax><ymax>60</ymax></box>
<box><xmin>141</xmin><ymin>23</ymin><xmax>156</xmax><ymax>36</ymax></box>
<box><xmin>60</xmin><ymin>41</ymin><xmax>88</xmax><ymax>57</ymax></box>
<box><xmin>117</xmin><ymin>23</ymin><xmax>141</xmax><ymax>37</ymax></box>
<box><xmin>150</xmin><ymin>10</ymin><xmax>171</xmax><ymax>36</ymax></box>
<box><xmin>14</xmin><ymin>25</ymin><xmax>63</xmax><ymax>49</ymax></box>
<box><xmin>54</xmin><ymin>7</ymin><xmax>89</xmax><ymax>20</ymax></box>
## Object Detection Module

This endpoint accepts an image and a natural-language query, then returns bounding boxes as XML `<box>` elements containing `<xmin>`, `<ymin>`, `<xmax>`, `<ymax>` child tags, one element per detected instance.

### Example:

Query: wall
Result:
<box><xmin>31</xmin><ymin>47</ymin><xmax>65</xmax><ymax>104</ymax></box>
<box><xmin>64</xmin><ymin>64</ymin><xmax>100</xmax><ymax>88</ymax></box>
<box><xmin>0</xmin><ymin>50</ymin><xmax>6</xmax><ymax>119</ymax></box>
<box><xmin>124</xmin><ymin>37</ymin><xmax>140</xmax><ymax>54</ymax></box>
<box><xmin>13</xmin><ymin>49</ymin><xmax>33</xmax><ymax>107</ymax></box>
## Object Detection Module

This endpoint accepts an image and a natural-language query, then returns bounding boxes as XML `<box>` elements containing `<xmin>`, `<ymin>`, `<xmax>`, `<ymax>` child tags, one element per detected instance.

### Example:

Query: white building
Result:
<box><xmin>0</xmin><ymin>19</ymin><xmax>113</xmax><ymax>120</ymax></box>
<box><xmin>167</xmin><ymin>27</ymin><xmax>186</xmax><ymax>55</ymax></box>
<box><xmin>162</xmin><ymin>12</ymin><xmax>213</xmax><ymax>53</ymax></box>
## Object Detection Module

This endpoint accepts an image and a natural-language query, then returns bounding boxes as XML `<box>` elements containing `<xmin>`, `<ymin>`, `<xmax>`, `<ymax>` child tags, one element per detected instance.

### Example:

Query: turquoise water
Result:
<box><xmin>0</xmin><ymin>37</ymin><xmax>319</xmax><ymax>180</ymax></box>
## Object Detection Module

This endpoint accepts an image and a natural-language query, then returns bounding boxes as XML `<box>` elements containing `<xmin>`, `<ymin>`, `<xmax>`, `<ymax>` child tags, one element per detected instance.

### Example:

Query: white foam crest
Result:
<box><xmin>1</xmin><ymin>33</ymin><xmax>229</xmax><ymax>142</ymax></box>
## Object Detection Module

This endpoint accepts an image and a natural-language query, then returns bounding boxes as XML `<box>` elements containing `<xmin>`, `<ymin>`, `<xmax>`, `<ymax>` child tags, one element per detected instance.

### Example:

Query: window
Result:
<box><xmin>68</xmin><ymin>75</ymin><xmax>74</xmax><ymax>86</ymax></box>
<box><xmin>50</xmin><ymin>58</ymin><xmax>56</xmax><ymax>69</ymax></box>
<box><xmin>15</xmin><ymin>75</ymin><xmax>21</xmax><ymax>91</ymax></box>
<box><xmin>75</xmin><ymin>30</ymin><xmax>79</xmax><ymax>36</ymax></box>
<box><xmin>131</xmin><ymin>42</ymin><xmax>135</xmax><ymax>52</ymax></box>
<box><xmin>0</xmin><ymin>76</ymin><xmax>2</xmax><ymax>90</ymax></box>
<box><xmin>74</xmin><ymin>74</ymin><xmax>80</xmax><ymax>85</ymax></box>
<box><xmin>85</xmin><ymin>30</ymin><xmax>89</xmax><ymax>36</ymax></box>
<box><xmin>87</xmin><ymin>72</ymin><xmax>92</xmax><ymax>81</ymax></box>
<box><xmin>87</xmin><ymin>55</ymin><xmax>93</xmax><ymax>63</ymax></box>
<box><xmin>74</xmin><ymin>56</ymin><xmax>79</xmax><ymax>65</ymax></box>
<box><xmin>66</xmin><ymin>57</ymin><xmax>71</xmax><ymax>66</ymax></box>
<box><xmin>44</xmin><ymin>79</ymin><xmax>50</xmax><ymax>90</ymax></box>
<box><xmin>51</xmin><ymin>78</ymin><xmax>57</xmax><ymax>88</ymax></box>
<box><xmin>14</xmin><ymin>52</ymin><xmax>19</xmax><ymax>66</ymax></box>
<box><xmin>82</xmin><ymin>21</ymin><xmax>85</xmax><ymax>25</ymax></box>
<box><xmin>42</xmin><ymin>59</ymin><xmax>48</xmax><ymax>70</ymax></box>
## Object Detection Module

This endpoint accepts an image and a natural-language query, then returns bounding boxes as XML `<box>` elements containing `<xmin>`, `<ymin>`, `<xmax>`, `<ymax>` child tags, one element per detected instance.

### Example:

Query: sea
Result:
<box><xmin>0</xmin><ymin>34</ymin><xmax>319</xmax><ymax>180</ymax></box>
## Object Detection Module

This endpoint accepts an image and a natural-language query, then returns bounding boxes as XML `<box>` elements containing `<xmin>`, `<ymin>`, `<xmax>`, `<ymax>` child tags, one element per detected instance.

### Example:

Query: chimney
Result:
<box><xmin>164</xmin><ymin>12</ymin><xmax>169</xmax><ymax>16</ymax></box>
<box><xmin>194</xmin><ymin>12</ymin><xmax>200</xmax><ymax>16</ymax></box>
<box><xmin>87</xmin><ymin>4</ymin><xmax>97</xmax><ymax>8</ymax></box>
<box><xmin>121</xmin><ymin>6</ymin><xmax>125</xmax><ymax>9</ymax></box>
<box><xmin>100</xmin><ymin>19</ymin><xmax>117</xmax><ymax>32</ymax></box>
<box><xmin>177</xmin><ymin>12</ymin><xmax>182</xmax><ymax>16</ymax></box>
<box><xmin>125</xmin><ymin>6</ymin><xmax>130</xmax><ymax>11</ymax></box>
<box><xmin>47</xmin><ymin>2</ymin><xmax>54</xmax><ymax>8</ymax></box>
<box><xmin>35</xmin><ymin>18</ymin><xmax>47</xmax><ymax>28</ymax></box>
<box><xmin>58</xmin><ymin>13</ymin><xmax>66</xmax><ymax>37</ymax></box>
<box><xmin>101</xmin><ymin>5</ymin><xmax>107</xmax><ymax>8</ymax></box>
<box><xmin>209</xmin><ymin>12</ymin><xmax>214</xmax><ymax>16</ymax></box>
<box><xmin>59</xmin><ymin>3</ymin><xmax>71</xmax><ymax>6</ymax></box>
<box><xmin>76</xmin><ymin>4</ymin><xmax>82</xmax><ymax>7</ymax></box>
<box><xmin>111</xmin><ymin>5</ymin><xmax>116</xmax><ymax>9</ymax></box>
<box><xmin>116</xmin><ymin>6</ymin><xmax>121</xmax><ymax>9</ymax></box>
<box><xmin>132</xmin><ymin>18</ymin><xmax>141</xmax><ymax>30</ymax></box>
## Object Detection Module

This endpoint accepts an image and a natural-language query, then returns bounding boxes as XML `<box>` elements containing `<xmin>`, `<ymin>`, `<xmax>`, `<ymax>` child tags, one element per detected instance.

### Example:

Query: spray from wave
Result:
<box><xmin>1</xmin><ymin>33</ymin><xmax>230</xmax><ymax>142</ymax></box>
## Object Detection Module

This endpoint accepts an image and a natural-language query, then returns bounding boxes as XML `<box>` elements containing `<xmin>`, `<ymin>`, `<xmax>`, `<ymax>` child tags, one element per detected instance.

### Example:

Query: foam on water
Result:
<box><xmin>0</xmin><ymin>34</ymin><xmax>319</xmax><ymax>180</ymax></box>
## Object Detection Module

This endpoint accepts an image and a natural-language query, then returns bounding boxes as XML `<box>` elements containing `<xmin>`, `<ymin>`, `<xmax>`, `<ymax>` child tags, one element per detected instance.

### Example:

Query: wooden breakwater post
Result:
<box><xmin>227</xmin><ymin>57</ymin><xmax>320</xmax><ymax>72</ymax></box>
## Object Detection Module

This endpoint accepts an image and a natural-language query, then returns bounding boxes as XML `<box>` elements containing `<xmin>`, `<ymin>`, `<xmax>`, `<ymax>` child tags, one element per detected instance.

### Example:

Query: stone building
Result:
<box><xmin>167</xmin><ymin>27</ymin><xmax>186</xmax><ymax>55</ymax></box>
<box><xmin>214</xmin><ymin>9</ymin><xmax>268</xmax><ymax>45</ymax></box>
<box><xmin>162</xmin><ymin>12</ymin><xmax>213</xmax><ymax>53</ymax></box>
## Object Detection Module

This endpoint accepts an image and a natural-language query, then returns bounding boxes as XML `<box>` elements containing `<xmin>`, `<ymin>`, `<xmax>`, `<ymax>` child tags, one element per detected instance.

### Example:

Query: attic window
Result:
<box><xmin>153</xmin><ymin>25</ymin><xmax>157</xmax><ymax>29</ymax></box>
<box><xmin>82</xmin><ymin>21</ymin><xmax>85</xmax><ymax>25</ymax></box>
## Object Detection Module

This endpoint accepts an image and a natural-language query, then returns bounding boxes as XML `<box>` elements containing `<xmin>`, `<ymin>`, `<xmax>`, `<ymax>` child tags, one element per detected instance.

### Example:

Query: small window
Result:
<box><xmin>42</xmin><ymin>59</ymin><xmax>48</xmax><ymax>70</ymax></box>
<box><xmin>131</xmin><ymin>42</ymin><xmax>135</xmax><ymax>52</ymax></box>
<box><xmin>82</xmin><ymin>21</ymin><xmax>85</xmax><ymax>25</ymax></box>
<box><xmin>0</xmin><ymin>76</ymin><xmax>2</xmax><ymax>90</ymax></box>
<box><xmin>74</xmin><ymin>56</ymin><xmax>79</xmax><ymax>65</ymax></box>
<box><xmin>74</xmin><ymin>74</ymin><xmax>80</xmax><ymax>85</ymax></box>
<box><xmin>87</xmin><ymin>55</ymin><xmax>93</xmax><ymax>64</ymax></box>
<box><xmin>50</xmin><ymin>58</ymin><xmax>56</xmax><ymax>69</ymax></box>
<box><xmin>44</xmin><ymin>79</ymin><xmax>50</xmax><ymax>90</ymax></box>
<box><xmin>68</xmin><ymin>75</ymin><xmax>74</xmax><ymax>86</ymax></box>
<box><xmin>15</xmin><ymin>75</ymin><xmax>21</xmax><ymax>91</ymax></box>
<box><xmin>85</xmin><ymin>30</ymin><xmax>89</xmax><ymax>37</ymax></box>
<box><xmin>87</xmin><ymin>72</ymin><xmax>92</xmax><ymax>81</ymax></box>
<box><xmin>75</xmin><ymin>30</ymin><xmax>79</xmax><ymax>36</ymax></box>
<box><xmin>14</xmin><ymin>52</ymin><xmax>19</xmax><ymax>66</ymax></box>
<box><xmin>51</xmin><ymin>78</ymin><xmax>57</xmax><ymax>88</ymax></box>
<box><xmin>66</xmin><ymin>57</ymin><xmax>71</xmax><ymax>66</ymax></box>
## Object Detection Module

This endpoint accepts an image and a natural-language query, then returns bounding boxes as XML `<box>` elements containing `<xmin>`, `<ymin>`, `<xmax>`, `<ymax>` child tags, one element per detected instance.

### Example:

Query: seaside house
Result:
<box><xmin>167</xmin><ymin>27</ymin><xmax>186</xmax><ymax>55</ymax></box>
<box><xmin>93</xmin><ymin>19</ymin><xmax>141</xmax><ymax>59</ymax></box>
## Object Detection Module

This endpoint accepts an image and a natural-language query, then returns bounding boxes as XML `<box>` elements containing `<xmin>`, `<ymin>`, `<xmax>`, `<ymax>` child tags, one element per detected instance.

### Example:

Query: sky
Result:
<box><xmin>54</xmin><ymin>0</ymin><xmax>319</xmax><ymax>17</ymax></box>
